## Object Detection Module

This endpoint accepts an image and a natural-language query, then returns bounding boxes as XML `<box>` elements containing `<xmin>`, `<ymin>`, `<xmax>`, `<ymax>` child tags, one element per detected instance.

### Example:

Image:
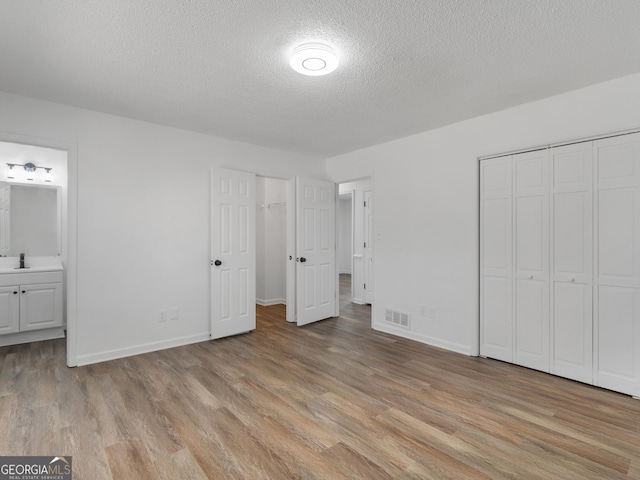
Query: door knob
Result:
<box><xmin>300</xmin><ymin>257</ymin><xmax>307</xmax><ymax>263</ymax></box>
<box><xmin>214</xmin><ymin>260</ymin><xmax>222</xmax><ymax>266</ymax></box>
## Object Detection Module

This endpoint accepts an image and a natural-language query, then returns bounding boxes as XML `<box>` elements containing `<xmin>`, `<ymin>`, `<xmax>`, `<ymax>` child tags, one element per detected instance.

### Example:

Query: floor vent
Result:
<box><xmin>385</xmin><ymin>308</ymin><xmax>410</xmax><ymax>328</ymax></box>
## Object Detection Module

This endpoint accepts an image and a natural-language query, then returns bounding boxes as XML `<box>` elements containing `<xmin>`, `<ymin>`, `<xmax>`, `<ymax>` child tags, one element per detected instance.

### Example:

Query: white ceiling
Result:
<box><xmin>1</xmin><ymin>1</ymin><xmax>640</xmax><ymax>158</ymax></box>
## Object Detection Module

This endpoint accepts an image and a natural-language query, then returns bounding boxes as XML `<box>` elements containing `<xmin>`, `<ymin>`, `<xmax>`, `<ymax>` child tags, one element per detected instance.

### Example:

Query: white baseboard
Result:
<box><xmin>75</xmin><ymin>332</ymin><xmax>211</xmax><ymax>366</ymax></box>
<box><xmin>372</xmin><ymin>322</ymin><xmax>473</xmax><ymax>356</ymax></box>
<box><xmin>256</xmin><ymin>298</ymin><xmax>286</xmax><ymax>306</ymax></box>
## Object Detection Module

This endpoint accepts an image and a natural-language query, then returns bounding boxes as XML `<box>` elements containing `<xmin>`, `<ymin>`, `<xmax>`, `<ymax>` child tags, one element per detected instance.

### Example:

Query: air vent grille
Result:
<box><xmin>385</xmin><ymin>308</ymin><xmax>410</xmax><ymax>328</ymax></box>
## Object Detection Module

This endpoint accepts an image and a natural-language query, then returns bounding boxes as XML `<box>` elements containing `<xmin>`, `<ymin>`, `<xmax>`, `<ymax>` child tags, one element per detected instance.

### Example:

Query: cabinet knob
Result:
<box><xmin>570</xmin><ymin>278</ymin><xmax>575</xmax><ymax>283</ymax></box>
<box><xmin>529</xmin><ymin>275</ymin><xmax>533</xmax><ymax>280</ymax></box>
<box><xmin>21</xmin><ymin>290</ymin><xmax>25</xmax><ymax>294</ymax></box>
<box><xmin>13</xmin><ymin>291</ymin><xmax>17</xmax><ymax>294</ymax></box>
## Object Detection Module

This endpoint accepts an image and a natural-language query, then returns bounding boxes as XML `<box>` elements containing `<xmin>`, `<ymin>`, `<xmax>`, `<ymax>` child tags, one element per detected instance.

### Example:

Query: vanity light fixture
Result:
<box><xmin>290</xmin><ymin>43</ymin><xmax>339</xmax><ymax>76</ymax></box>
<box><xmin>5</xmin><ymin>162</ymin><xmax>53</xmax><ymax>182</ymax></box>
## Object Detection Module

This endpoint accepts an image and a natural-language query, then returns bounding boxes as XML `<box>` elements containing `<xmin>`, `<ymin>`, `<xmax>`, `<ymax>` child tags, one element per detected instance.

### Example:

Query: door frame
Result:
<box><xmin>226</xmin><ymin>170</ymin><xmax>339</xmax><ymax>326</ymax></box>
<box><xmin>0</xmin><ymin>131</ymin><xmax>78</xmax><ymax>367</ymax></box>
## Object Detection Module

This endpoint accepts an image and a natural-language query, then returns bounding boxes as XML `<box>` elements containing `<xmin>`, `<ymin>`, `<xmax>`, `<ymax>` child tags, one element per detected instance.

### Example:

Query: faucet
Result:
<box><xmin>19</xmin><ymin>253</ymin><xmax>25</xmax><ymax>269</ymax></box>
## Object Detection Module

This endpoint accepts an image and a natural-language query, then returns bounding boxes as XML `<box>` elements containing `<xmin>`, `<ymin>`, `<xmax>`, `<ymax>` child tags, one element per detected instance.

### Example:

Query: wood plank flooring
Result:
<box><xmin>1</xmin><ymin>274</ymin><xmax>640</xmax><ymax>479</ymax></box>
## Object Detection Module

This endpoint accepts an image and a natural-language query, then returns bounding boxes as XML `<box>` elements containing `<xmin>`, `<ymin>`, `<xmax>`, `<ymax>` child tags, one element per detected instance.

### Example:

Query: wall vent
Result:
<box><xmin>385</xmin><ymin>308</ymin><xmax>410</xmax><ymax>328</ymax></box>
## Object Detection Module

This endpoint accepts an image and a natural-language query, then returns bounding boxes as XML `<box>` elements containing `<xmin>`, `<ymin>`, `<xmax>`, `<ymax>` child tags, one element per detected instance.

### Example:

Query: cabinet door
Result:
<box><xmin>480</xmin><ymin>157</ymin><xmax>513</xmax><ymax>362</ymax></box>
<box><xmin>0</xmin><ymin>285</ymin><xmax>20</xmax><ymax>334</ymax></box>
<box><xmin>551</xmin><ymin>143</ymin><xmax>593</xmax><ymax>384</ymax></box>
<box><xmin>19</xmin><ymin>283</ymin><xmax>63</xmax><ymax>331</ymax></box>
<box><xmin>594</xmin><ymin>133</ymin><xmax>640</xmax><ymax>396</ymax></box>
<box><xmin>513</xmin><ymin>151</ymin><xmax>550</xmax><ymax>372</ymax></box>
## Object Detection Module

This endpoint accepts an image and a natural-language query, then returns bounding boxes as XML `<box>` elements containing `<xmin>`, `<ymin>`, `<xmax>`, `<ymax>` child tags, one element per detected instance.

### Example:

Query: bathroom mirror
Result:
<box><xmin>0</xmin><ymin>183</ymin><xmax>61</xmax><ymax>257</ymax></box>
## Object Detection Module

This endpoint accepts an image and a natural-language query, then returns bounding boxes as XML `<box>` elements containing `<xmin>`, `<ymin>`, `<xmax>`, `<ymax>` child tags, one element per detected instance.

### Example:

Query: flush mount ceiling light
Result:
<box><xmin>290</xmin><ymin>43</ymin><xmax>339</xmax><ymax>76</ymax></box>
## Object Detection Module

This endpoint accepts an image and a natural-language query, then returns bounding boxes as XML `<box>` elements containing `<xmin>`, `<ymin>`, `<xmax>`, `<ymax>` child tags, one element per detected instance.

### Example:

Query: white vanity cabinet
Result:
<box><xmin>0</xmin><ymin>269</ymin><xmax>63</xmax><ymax>346</ymax></box>
<box><xmin>0</xmin><ymin>285</ymin><xmax>20</xmax><ymax>334</ymax></box>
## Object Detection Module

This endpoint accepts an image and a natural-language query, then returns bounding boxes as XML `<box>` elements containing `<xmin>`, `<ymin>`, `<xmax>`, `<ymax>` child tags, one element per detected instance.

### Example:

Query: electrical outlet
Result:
<box><xmin>159</xmin><ymin>310</ymin><xmax>167</xmax><ymax>323</ymax></box>
<box><xmin>168</xmin><ymin>307</ymin><xmax>180</xmax><ymax>321</ymax></box>
<box><xmin>420</xmin><ymin>305</ymin><xmax>427</xmax><ymax>317</ymax></box>
<box><xmin>428</xmin><ymin>306</ymin><xmax>436</xmax><ymax>319</ymax></box>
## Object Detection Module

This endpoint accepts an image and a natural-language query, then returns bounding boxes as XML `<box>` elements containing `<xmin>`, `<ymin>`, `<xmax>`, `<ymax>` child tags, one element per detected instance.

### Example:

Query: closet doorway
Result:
<box><xmin>256</xmin><ymin>176</ymin><xmax>288</xmax><ymax>311</ymax></box>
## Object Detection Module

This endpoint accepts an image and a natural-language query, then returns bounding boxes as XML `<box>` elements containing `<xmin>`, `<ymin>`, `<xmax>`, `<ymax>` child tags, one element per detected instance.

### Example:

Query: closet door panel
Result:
<box><xmin>597</xmin><ymin>188</ymin><xmax>638</xmax><ymax>286</ymax></box>
<box><xmin>515</xmin><ymin>278</ymin><xmax>549</xmax><ymax>371</ymax></box>
<box><xmin>594</xmin><ymin>133</ymin><xmax>640</xmax><ymax>396</ymax></box>
<box><xmin>552</xmin><ymin>281</ymin><xmax>593</xmax><ymax>383</ymax></box>
<box><xmin>553</xmin><ymin>192</ymin><xmax>591</xmax><ymax>279</ymax></box>
<box><xmin>597</xmin><ymin>286</ymin><xmax>638</xmax><ymax>393</ymax></box>
<box><xmin>551</xmin><ymin>143</ymin><xmax>593</xmax><ymax>383</ymax></box>
<box><xmin>513</xmin><ymin>151</ymin><xmax>549</xmax><ymax>372</ymax></box>
<box><xmin>483</xmin><ymin>197</ymin><xmax>512</xmax><ymax>275</ymax></box>
<box><xmin>482</xmin><ymin>276</ymin><xmax>513</xmax><ymax>361</ymax></box>
<box><xmin>515</xmin><ymin>196</ymin><xmax>546</xmax><ymax>273</ymax></box>
<box><xmin>481</xmin><ymin>158</ymin><xmax>513</xmax><ymax>361</ymax></box>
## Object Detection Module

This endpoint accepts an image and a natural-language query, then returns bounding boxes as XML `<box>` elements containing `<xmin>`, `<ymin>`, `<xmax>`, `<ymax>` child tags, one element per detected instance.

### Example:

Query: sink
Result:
<box><xmin>7</xmin><ymin>266</ymin><xmax>63</xmax><ymax>273</ymax></box>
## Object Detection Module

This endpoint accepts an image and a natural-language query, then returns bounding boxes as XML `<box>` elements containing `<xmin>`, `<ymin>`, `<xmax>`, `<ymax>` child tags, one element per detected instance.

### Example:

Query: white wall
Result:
<box><xmin>337</xmin><ymin>194</ymin><xmax>352</xmax><ymax>274</ymax></box>
<box><xmin>256</xmin><ymin>176</ymin><xmax>287</xmax><ymax>305</ymax></box>
<box><xmin>326</xmin><ymin>72</ymin><xmax>640</xmax><ymax>356</ymax></box>
<box><xmin>0</xmin><ymin>90</ymin><xmax>324</xmax><ymax>365</ymax></box>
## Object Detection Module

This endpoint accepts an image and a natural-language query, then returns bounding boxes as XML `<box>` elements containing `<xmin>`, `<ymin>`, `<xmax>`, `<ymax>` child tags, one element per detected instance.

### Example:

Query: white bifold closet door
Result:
<box><xmin>513</xmin><ymin>151</ymin><xmax>550</xmax><ymax>372</ymax></box>
<box><xmin>550</xmin><ymin>143</ymin><xmax>593</xmax><ymax>384</ymax></box>
<box><xmin>594</xmin><ymin>134</ymin><xmax>640</xmax><ymax>396</ymax></box>
<box><xmin>480</xmin><ymin>157</ymin><xmax>513</xmax><ymax>363</ymax></box>
<box><xmin>481</xmin><ymin>132</ymin><xmax>640</xmax><ymax>397</ymax></box>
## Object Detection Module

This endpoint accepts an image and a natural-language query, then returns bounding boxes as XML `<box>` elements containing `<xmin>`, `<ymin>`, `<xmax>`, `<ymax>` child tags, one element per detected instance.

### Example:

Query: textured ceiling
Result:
<box><xmin>1</xmin><ymin>0</ymin><xmax>640</xmax><ymax>158</ymax></box>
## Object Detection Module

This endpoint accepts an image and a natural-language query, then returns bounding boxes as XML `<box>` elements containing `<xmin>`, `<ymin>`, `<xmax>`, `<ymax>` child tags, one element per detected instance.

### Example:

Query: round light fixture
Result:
<box><xmin>290</xmin><ymin>43</ymin><xmax>338</xmax><ymax>76</ymax></box>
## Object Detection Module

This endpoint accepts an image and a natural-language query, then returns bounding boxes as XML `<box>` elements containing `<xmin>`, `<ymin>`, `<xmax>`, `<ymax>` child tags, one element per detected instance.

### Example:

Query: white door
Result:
<box><xmin>210</xmin><ymin>168</ymin><xmax>256</xmax><ymax>340</ymax></box>
<box><xmin>0</xmin><ymin>182</ymin><xmax>9</xmax><ymax>257</ymax></box>
<box><xmin>550</xmin><ymin>143</ymin><xmax>593</xmax><ymax>384</ymax></box>
<box><xmin>296</xmin><ymin>177</ymin><xmax>337</xmax><ymax>326</ymax></box>
<box><xmin>513</xmin><ymin>150</ymin><xmax>550</xmax><ymax>372</ymax></box>
<box><xmin>594</xmin><ymin>133</ymin><xmax>640</xmax><ymax>396</ymax></box>
<box><xmin>363</xmin><ymin>188</ymin><xmax>374</xmax><ymax>305</ymax></box>
<box><xmin>286</xmin><ymin>178</ymin><xmax>297</xmax><ymax>323</ymax></box>
<box><xmin>0</xmin><ymin>285</ymin><xmax>20</xmax><ymax>334</ymax></box>
<box><xmin>19</xmin><ymin>282</ymin><xmax>63</xmax><ymax>331</ymax></box>
<box><xmin>480</xmin><ymin>157</ymin><xmax>513</xmax><ymax>362</ymax></box>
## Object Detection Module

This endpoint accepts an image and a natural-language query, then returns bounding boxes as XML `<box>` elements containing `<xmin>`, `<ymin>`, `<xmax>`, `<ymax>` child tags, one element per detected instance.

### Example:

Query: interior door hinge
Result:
<box><xmin>364</xmin><ymin>200</ymin><xmax>367</xmax><ymax>207</ymax></box>
<box><xmin>364</xmin><ymin>242</ymin><xmax>367</xmax><ymax>248</ymax></box>
<box><xmin>364</xmin><ymin>283</ymin><xmax>367</xmax><ymax>289</ymax></box>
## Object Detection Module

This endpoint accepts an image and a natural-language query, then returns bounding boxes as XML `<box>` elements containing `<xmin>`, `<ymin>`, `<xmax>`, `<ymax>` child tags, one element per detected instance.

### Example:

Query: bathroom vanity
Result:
<box><xmin>0</xmin><ymin>180</ymin><xmax>65</xmax><ymax>346</ymax></box>
<box><xmin>0</xmin><ymin>263</ymin><xmax>64</xmax><ymax>347</ymax></box>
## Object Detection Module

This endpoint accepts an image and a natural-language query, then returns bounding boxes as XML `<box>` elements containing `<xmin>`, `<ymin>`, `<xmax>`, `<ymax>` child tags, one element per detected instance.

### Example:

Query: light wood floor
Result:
<box><xmin>1</xmin><ymin>274</ymin><xmax>640</xmax><ymax>479</ymax></box>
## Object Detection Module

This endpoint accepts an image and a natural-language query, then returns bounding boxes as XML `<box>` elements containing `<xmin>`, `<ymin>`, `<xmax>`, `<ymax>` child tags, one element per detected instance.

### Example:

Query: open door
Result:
<box><xmin>363</xmin><ymin>187</ymin><xmax>374</xmax><ymax>304</ymax></box>
<box><xmin>210</xmin><ymin>168</ymin><xmax>256</xmax><ymax>340</ymax></box>
<box><xmin>296</xmin><ymin>177</ymin><xmax>338</xmax><ymax>326</ymax></box>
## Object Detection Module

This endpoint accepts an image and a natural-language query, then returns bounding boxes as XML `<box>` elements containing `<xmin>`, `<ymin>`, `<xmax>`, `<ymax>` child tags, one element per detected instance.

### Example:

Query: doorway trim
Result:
<box><xmin>0</xmin><ymin>131</ymin><xmax>78</xmax><ymax>367</ymax></box>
